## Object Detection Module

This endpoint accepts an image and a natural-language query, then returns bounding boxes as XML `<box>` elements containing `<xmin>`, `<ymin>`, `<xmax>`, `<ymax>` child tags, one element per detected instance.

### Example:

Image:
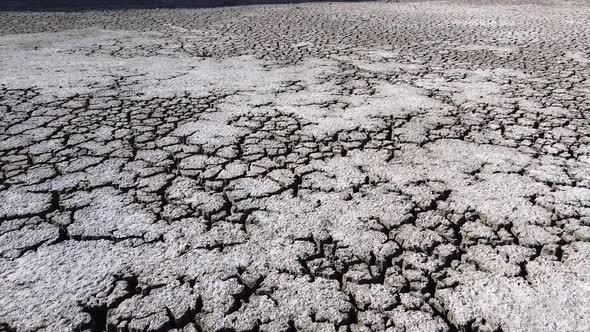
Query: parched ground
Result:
<box><xmin>1</xmin><ymin>1</ymin><xmax>590</xmax><ymax>331</ymax></box>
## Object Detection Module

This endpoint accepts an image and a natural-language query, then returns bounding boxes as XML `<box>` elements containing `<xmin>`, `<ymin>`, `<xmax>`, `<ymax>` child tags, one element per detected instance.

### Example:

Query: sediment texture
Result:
<box><xmin>1</xmin><ymin>1</ymin><xmax>590</xmax><ymax>331</ymax></box>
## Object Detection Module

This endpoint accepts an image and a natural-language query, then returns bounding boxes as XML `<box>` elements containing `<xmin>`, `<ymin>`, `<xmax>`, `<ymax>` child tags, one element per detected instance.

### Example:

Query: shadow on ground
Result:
<box><xmin>0</xmin><ymin>0</ymin><xmax>374</xmax><ymax>11</ymax></box>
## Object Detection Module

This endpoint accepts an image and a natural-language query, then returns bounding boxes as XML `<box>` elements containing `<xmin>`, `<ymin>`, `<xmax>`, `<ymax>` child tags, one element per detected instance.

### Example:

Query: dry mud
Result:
<box><xmin>1</xmin><ymin>1</ymin><xmax>590</xmax><ymax>331</ymax></box>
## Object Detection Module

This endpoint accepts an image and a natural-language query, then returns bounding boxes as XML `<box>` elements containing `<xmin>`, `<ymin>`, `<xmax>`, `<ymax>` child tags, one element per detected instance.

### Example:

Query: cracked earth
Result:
<box><xmin>1</xmin><ymin>0</ymin><xmax>590</xmax><ymax>331</ymax></box>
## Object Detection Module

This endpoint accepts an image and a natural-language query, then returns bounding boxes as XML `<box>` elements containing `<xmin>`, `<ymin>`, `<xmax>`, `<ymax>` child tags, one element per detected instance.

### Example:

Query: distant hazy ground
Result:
<box><xmin>1</xmin><ymin>0</ymin><xmax>573</xmax><ymax>10</ymax></box>
<box><xmin>1</xmin><ymin>0</ymin><xmax>375</xmax><ymax>10</ymax></box>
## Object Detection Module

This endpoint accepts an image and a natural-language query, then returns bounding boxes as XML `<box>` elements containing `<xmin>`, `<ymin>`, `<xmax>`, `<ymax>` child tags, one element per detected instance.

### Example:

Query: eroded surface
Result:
<box><xmin>1</xmin><ymin>1</ymin><xmax>590</xmax><ymax>331</ymax></box>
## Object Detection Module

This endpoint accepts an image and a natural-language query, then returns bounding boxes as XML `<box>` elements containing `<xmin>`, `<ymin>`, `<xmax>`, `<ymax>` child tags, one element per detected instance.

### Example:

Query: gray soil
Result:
<box><xmin>1</xmin><ymin>1</ymin><xmax>590</xmax><ymax>331</ymax></box>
